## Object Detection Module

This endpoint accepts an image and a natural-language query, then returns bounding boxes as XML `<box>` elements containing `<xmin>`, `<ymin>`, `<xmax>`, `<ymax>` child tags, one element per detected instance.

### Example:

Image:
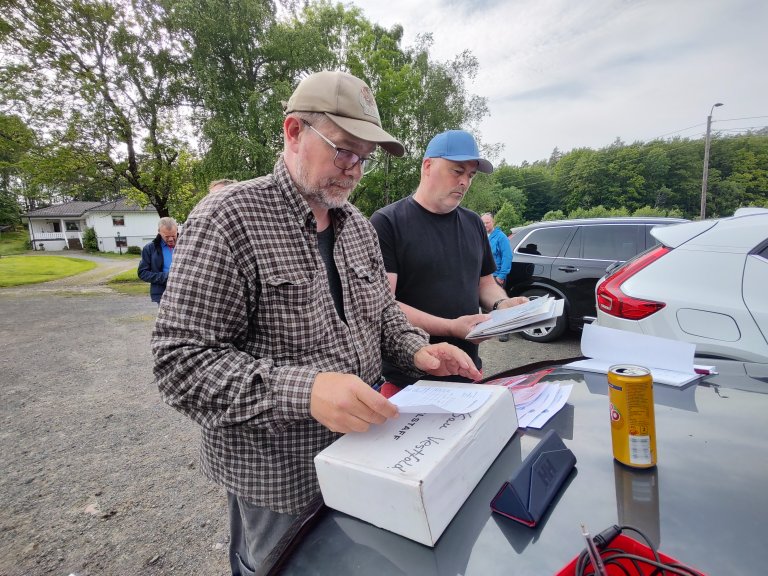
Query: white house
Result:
<box><xmin>22</xmin><ymin>199</ymin><xmax>161</xmax><ymax>253</ymax></box>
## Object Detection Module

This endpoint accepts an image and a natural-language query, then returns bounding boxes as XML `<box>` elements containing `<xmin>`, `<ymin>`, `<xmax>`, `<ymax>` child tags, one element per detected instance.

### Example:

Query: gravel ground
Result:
<box><xmin>0</xmin><ymin>259</ymin><xmax>581</xmax><ymax>576</ymax></box>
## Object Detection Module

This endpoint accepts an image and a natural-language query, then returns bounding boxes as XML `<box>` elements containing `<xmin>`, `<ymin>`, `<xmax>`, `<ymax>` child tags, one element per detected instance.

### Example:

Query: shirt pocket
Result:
<box><xmin>347</xmin><ymin>264</ymin><xmax>385</xmax><ymax>324</ymax></box>
<box><xmin>260</xmin><ymin>273</ymin><xmax>328</xmax><ymax>353</ymax></box>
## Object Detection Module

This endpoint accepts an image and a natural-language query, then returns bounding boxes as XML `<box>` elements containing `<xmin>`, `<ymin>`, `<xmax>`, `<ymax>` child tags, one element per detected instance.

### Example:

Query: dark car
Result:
<box><xmin>504</xmin><ymin>217</ymin><xmax>688</xmax><ymax>342</ymax></box>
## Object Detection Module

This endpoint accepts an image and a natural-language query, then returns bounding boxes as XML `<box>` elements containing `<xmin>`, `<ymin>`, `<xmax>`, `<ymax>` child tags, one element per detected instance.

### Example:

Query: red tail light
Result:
<box><xmin>596</xmin><ymin>246</ymin><xmax>670</xmax><ymax>320</ymax></box>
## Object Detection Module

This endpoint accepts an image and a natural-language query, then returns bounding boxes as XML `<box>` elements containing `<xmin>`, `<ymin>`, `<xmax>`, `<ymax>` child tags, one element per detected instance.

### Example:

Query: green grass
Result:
<box><xmin>0</xmin><ymin>230</ymin><xmax>30</xmax><ymax>256</ymax></box>
<box><xmin>0</xmin><ymin>256</ymin><xmax>97</xmax><ymax>287</ymax></box>
<box><xmin>95</xmin><ymin>252</ymin><xmax>142</xmax><ymax>260</ymax></box>
<box><xmin>110</xmin><ymin>269</ymin><xmax>141</xmax><ymax>282</ymax></box>
<box><xmin>107</xmin><ymin>268</ymin><xmax>149</xmax><ymax>296</ymax></box>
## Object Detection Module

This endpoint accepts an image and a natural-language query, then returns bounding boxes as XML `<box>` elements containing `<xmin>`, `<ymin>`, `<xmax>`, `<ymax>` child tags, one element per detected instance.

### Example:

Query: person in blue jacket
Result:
<box><xmin>138</xmin><ymin>217</ymin><xmax>178</xmax><ymax>304</ymax></box>
<box><xmin>481</xmin><ymin>212</ymin><xmax>514</xmax><ymax>341</ymax></box>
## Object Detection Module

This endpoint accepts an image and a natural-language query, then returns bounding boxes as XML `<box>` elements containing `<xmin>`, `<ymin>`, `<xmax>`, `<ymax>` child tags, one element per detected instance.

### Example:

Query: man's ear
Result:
<box><xmin>284</xmin><ymin>116</ymin><xmax>302</xmax><ymax>153</ymax></box>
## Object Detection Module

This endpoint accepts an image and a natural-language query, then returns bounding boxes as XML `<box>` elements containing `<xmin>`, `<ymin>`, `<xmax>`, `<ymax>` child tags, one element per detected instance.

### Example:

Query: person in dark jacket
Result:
<box><xmin>138</xmin><ymin>217</ymin><xmax>178</xmax><ymax>304</ymax></box>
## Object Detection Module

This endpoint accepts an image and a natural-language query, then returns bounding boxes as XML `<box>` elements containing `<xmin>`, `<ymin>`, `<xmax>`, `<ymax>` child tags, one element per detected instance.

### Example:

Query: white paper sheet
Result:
<box><xmin>581</xmin><ymin>323</ymin><xmax>696</xmax><ymax>373</ymax></box>
<box><xmin>565</xmin><ymin>324</ymin><xmax>703</xmax><ymax>387</ymax></box>
<box><xmin>516</xmin><ymin>384</ymin><xmax>560</xmax><ymax>428</ymax></box>
<box><xmin>389</xmin><ymin>385</ymin><xmax>492</xmax><ymax>414</ymax></box>
<box><xmin>527</xmin><ymin>384</ymin><xmax>573</xmax><ymax>429</ymax></box>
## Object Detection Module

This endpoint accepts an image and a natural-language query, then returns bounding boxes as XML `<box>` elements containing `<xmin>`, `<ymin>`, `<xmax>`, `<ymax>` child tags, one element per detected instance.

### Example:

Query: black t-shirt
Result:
<box><xmin>370</xmin><ymin>196</ymin><xmax>495</xmax><ymax>386</ymax></box>
<box><xmin>317</xmin><ymin>226</ymin><xmax>346</xmax><ymax>324</ymax></box>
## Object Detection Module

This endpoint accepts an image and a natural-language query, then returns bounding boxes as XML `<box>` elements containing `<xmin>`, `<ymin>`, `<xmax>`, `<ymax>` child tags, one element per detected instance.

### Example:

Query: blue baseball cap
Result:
<box><xmin>423</xmin><ymin>130</ymin><xmax>493</xmax><ymax>173</ymax></box>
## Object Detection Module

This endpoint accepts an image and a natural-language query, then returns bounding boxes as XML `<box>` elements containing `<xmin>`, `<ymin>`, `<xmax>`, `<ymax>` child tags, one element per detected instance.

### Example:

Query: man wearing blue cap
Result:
<box><xmin>371</xmin><ymin>130</ymin><xmax>528</xmax><ymax>392</ymax></box>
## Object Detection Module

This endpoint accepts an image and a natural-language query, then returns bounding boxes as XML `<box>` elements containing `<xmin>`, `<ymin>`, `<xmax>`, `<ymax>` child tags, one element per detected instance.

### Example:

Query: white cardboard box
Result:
<box><xmin>314</xmin><ymin>382</ymin><xmax>518</xmax><ymax>546</ymax></box>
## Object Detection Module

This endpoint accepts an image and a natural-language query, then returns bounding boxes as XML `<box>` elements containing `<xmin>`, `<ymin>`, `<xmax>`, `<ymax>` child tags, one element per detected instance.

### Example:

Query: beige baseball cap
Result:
<box><xmin>285</xmin><ymin>71</ymin><xmax>405</xmax><ymax>157</ymax></box>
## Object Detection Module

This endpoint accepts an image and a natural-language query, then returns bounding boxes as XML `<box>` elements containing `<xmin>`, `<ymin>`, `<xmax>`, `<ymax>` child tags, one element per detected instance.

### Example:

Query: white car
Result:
<box><xmin>595</xmin><ymin>208</ymin><xmax>768</xmax><ymax>363</ymax></box>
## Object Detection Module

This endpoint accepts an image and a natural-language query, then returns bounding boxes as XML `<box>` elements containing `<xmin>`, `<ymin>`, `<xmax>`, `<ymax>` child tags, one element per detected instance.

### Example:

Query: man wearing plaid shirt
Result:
<box><xmin>152</xmin><ymin>71</ymin><xmax>480</xmax><ymax>575</ymax></box>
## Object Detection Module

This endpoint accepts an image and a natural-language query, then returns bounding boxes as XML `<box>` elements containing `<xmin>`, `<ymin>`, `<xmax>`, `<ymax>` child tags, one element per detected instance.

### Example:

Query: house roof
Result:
<box><xmin>24</xmin><ymin>201</ymin><xmax>105</xmax><ymax>218</ymax></box>
<box><xmin>24</xmin><ymin>198</ymin><xmax>157</xmax><ymax>218</ymax></box>
<box><xmin>87</xmin><ymin>199</ymin><xmax>157</xmax><ymax>213</ymax></box>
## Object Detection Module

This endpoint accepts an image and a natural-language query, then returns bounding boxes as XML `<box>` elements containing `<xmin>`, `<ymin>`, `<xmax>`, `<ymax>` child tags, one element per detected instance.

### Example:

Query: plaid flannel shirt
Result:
<box><xmin>152</xmin><ymin>157</ymin><xmax>428</xmax><ymax>514</ymax></box>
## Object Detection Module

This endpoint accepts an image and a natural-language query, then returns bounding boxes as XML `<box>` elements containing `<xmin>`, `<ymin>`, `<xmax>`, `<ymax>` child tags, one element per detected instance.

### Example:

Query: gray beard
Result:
<box><xmin>295</xmin><ymin>158</ymin><xmax>356</xmax><ymax>210</ymax></box>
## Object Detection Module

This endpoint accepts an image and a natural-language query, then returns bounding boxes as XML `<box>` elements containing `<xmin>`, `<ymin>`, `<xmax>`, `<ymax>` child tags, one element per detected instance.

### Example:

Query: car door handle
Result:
<box><xmin>557</xmin><ymin>266</ymin><xmax>579</xmax><ymax>272</ymax></box>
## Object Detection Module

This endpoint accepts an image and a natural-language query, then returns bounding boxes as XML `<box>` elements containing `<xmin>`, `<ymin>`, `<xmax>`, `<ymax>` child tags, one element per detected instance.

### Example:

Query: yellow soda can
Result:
<box><xmin>608</xmin><ymin>364</ymin><xmax>657</xmax><ymax>468</ymax></box>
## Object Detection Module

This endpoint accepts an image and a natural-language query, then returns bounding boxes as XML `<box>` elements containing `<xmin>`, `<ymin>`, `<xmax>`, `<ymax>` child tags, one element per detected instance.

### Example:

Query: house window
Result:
<box><xmin>112</xmin><ymin>215</ymin><xmax>125</xmax><ymax>226</ymax></box>
<box><xmin>65</xmin><ymin>221</ymin><xmax>80</xmax><ymax>231</ymax></box>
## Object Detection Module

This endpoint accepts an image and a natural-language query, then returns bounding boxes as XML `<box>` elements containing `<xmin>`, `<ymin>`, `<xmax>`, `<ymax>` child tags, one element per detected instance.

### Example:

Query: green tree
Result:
<box><xmin>0</xmin><ymin>114</ymin><xmax>35</xmax><ymax>225</ymax></box>
<box><xmin>641</xmin><ymin>142</ymin><xmax>672</xmax><ymax>208</ymax></box>
<box><xmin>542</xmin><ymin>209</ymin><xmax>566</xmax><ymax>221</ymax></box>
<box><xmin>1</xmin><ymin>0</ymin><xmax>197</xmax><ymax>217</ymax></box>
<box><xmin>170</xmin><ymin>0</ymin><xmax>297</xmax><ymax>183</ymax></box>
<box><xmin>173</xmin><ymin>1</ymin><xmax>489</xmax><ymax>215</ymax></box>
<box><xmin>457</xmin><ymin>173</ymin><xmax>497</xmax><ymax>215</ymax></box>
<box><xmin>657</xmin><ymin>138</ymin><xmax>702</xmax><ymax>217</ymax></box>
<box><xmin>493</xmin><ymin>164</ymin><xmax>554</xmax><ymax>221</ymax></box>
<box><xmin>632</xmin><ymin>205</ymin><xmax>684</xmax><ymax>218</ymax></box>
<box><xmin>568</xmin><ymin>205</ymin><xmax>629</xmax><ymax>219</ymax></box>
<box><xmin>494</xmin><ymin>201</ymin><xmax>524</xmax><ymax>234</ymax></box>
<box><xmin>296</xmin><ymin>3</ymin><xmax>491</xmax><ymax>213</ymax></box>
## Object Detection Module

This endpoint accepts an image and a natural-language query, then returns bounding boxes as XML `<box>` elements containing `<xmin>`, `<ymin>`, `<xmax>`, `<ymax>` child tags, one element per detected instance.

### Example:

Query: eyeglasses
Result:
<box><xmin>301</xmin><ymin>120</ymin><xmax>377</xmax><ymax>174</ymax></box>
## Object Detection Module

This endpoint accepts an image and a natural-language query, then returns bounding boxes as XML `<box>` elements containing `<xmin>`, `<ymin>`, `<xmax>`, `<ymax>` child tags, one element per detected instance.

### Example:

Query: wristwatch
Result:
<box><xmin>492</xmin><ymin>298</ymin><xmax>507</xmax><ymax>311</ymax></box>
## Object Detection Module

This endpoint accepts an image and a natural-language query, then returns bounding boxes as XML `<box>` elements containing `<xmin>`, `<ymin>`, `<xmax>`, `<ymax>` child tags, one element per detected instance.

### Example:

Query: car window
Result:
<box><xmin>578</xmin><ymin>225</ymin><xmax>639</xmax><ymax>261</ymax></box>
<box><xmin>564</xmin><ymin>227</ymin><xmax>582</xmax><ymax>258</ymax></box>
<box><xmin>517</xmin><ymin>227</ymin><xmax>574</xmax><ymax>257</ymax></box>
<box><xmin>644</xmin><ymin>225</ymin><xmax>661</xmax><ymax>248</ymax></box>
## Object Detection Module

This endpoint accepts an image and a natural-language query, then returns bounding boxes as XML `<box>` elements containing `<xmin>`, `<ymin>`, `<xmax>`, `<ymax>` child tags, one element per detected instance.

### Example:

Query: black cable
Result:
<box><xmin>593</xmin><ymin>524</ymin><xmax>622</xmax><ymax>548</ymax></box>
<box><xmin>573</xmin><ymin>524</ymin><xmax>706</xmax><ymax>576</ymax></box>
<box><xmin>601</xmin><ymin>547</ymin><xmax>643</xmax><ymax>575</ymax></box>
<box><xmin>603</xmin><ymin>553</ymin><xmax>705</xmax><ymax>576</ymax></box>
<box><xmin>667</xmin><ymin>563</ymin><xmax>706</xmax><ymax>576</ymax></box>
<box><xmin>617</xmin><ymin>524</ymin><xmax>661</xmax><ymax>566</ymax></box>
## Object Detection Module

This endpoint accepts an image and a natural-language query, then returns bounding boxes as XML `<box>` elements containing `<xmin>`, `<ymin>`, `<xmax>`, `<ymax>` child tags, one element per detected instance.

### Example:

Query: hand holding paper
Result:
<box><xmin>311</xmin><ymin>372</ymin><xmax>399</xmax><ymax>433</ymax></box>
<box><xmin>467</xmin><ymin>297</ymin><xmax>564</xmax><ymax>338</ymax></box>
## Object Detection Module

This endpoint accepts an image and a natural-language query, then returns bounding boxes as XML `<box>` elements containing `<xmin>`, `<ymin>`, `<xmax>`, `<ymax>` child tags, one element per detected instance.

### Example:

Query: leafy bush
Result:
<box><xmin>82</xmin><ymin>227</ymin><xmax>99</xmax><ymax>252</ymax></box>
<box><xmin>541</xmin><ymin>210</ymin><xmax>566</xmax><ymax>221</ymax></box>
<box><xmin>127</xmin><ymin>245</ymin><xmax>141</xmax><ymax>255</ymax></box>
<box><xmin>569</xmin><ymin>205</ymin><xmax>630</xmax><ymax>219</ymax></box>
<box><xmin>494</xmin><ymin>201</ymin><xmax>524</xmax><ymax>234</ymax></box>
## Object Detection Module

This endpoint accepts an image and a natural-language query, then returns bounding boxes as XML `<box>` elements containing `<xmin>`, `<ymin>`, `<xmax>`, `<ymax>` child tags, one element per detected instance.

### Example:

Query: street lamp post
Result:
<box><xmin>116</xmin><ymin>231</ymin><xmax>122</xmax><ymax>255</ymax></box>
<box><xmin>700</xmin><ymin>102</ymin><xmax>723</xmax><ymax>220</ymax></box>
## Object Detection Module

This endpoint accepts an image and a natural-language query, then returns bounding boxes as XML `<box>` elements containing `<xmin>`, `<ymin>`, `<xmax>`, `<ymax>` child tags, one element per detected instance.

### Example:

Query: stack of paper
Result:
<box><xmin>467</xmin><ymin>296</ymin><xmax>565</xmax><ymax>338</ymax></box>
<box><xmin>484</xmin><ymin>370</ymin><xmax>573</xmax><ymax>429</ymax></box>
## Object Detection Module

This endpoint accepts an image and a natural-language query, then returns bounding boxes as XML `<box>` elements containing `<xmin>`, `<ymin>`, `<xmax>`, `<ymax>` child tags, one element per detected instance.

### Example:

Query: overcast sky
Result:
<box><xmin>348</xmin><ymin>0</ymin><xmax>768</xmax><ymax>166</ymax></box>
